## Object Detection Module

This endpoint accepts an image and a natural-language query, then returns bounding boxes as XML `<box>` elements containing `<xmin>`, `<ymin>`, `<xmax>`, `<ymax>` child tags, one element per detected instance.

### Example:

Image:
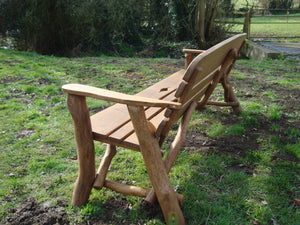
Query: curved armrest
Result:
<box><xmin>62</xmin><ymin>84</ymin><xmax>181</xmax><ymax>109</ymax></box>
<box><xmin>183</xmin><ymin>49</ymin><xmax>206</xmax><ymax>68</ymax></box>
<box><xmin>183</xmin><ymin>49</ymin><xmax>205</xmax><ymax>54</ymax></box>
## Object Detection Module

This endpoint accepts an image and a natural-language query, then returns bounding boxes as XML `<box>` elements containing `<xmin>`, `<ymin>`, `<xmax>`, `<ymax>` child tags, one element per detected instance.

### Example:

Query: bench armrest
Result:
<box><xmin>62</xmin><ymin>84</ymin><xmax>181</xmax><ymax>109</ymax></box>
<box><xmin>183</xmin><ymin>49</ymin><xmax>206</xmax><ymax>68</ymax></box>
<box><xmin>183</xmin><ymin>49</ymin><xmax>205</xmax><ymax>54</ymax></box>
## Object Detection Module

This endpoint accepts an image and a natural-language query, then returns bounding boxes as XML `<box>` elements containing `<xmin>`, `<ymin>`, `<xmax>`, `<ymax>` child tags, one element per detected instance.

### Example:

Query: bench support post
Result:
<box><xmin>127</xmin><ymin>105</ymin><xmax>185</xmax><ymax>225</ymax></box>
<box><xmin>67</xmin><ymin>94</ymin><xmax>95</xmax><ymax>206</ymax></box>
<box><xmin>197</xmin><ymin>48</ymin><xmax>242</xmax><ymax>115</ymax></box>
<box><xmin>93</xmin><ymin>144</ymin><xmax>116</xmax><ymax>189</ymax></box>
<box><xmin>221</xmin><ymin>77</ymin><xmax>242</xmax><ymax>115</ymax></box>
<box><xmin>145</xmin><ymin>101</ymin><xmax>198</xmax><ymax>205</ymax></box>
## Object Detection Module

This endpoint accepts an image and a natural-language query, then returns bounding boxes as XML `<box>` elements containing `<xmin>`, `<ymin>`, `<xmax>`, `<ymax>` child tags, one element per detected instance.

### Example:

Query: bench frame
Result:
<box><xmin>63</xmin><ymin>34</ymin><xmax>246</xmax><ymax>224</ymax></box>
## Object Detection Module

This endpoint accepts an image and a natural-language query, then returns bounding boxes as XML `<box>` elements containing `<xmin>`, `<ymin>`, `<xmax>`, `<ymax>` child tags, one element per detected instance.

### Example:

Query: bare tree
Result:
<box><xmin>195</xmin><ymin>0</ymin><xmax>219</xmax><ymax>48</ymax></box>
<box><xmin>195</xmin><ymin>0</ymin><xmax>206</xmax><ymax>48</ymax></box>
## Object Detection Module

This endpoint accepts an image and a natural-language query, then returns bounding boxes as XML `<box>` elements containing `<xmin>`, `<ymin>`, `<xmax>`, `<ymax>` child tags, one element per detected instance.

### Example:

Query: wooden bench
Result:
<box><xmin>62</xmin><ymin>33</ymin><xmax>246</xmax><ymax>224</ymax></box>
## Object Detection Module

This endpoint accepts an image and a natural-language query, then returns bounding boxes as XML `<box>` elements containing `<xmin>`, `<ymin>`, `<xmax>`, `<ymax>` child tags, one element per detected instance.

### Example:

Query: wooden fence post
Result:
<box><xmin>243</xmin><ymin>10</ymin><xmax>251</xmax><ymax>39</ymax></box>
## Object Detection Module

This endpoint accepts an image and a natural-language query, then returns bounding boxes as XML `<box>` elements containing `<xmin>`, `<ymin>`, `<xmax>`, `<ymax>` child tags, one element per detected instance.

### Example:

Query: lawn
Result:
<box><xmin>230</xmin><ymin>13</ymin><xmax>300</xmax><ymax>38</ymax></box>
<box><xmin>0</xmin><ymin>49</ymin><xmax>299</xmax><ymax>224</ymax></box>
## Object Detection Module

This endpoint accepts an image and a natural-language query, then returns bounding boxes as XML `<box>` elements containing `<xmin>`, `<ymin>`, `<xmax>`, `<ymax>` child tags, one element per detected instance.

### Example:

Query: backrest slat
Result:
<box><xmin>180</xmin><ymin>67</ymin><xmax>218</xmax><ymax>104</ymax></box>
<box><xmin>157</xmin><ymin>33</ymin><xmax>247</xmax><ymax>145</ymax></box>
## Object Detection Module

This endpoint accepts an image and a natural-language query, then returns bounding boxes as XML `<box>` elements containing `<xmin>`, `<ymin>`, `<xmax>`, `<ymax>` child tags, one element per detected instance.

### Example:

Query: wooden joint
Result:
<box><xmin>175</xmin><ymin>81</ymin><xmax>188</xmax><ymax>98</ymax></box>
<box><xmin>155</xmin><ymin>119</ymin><xmax>167</xmax><ymax>138</ymax></box>
<box><xmin>164</xmin><ymin>108</ymin><xmax>173</xmax><ymax>118</ymax></box>
<box><xmin>183</xmin><ymin>67</ymin><xmax>202</xmax><ymax>82</ymax></box>
<box><xmin>100</xmin><ymin>179</ymin><xmax>184</xmax><ymax>205</ymax></box>
<box><xmin>93</xmin><ymin>144</ymin><xmax>116</xmax><ymax>189</ymax></box>
<box><xmin>147</xmin><ymin>121</ymin><xmax>156</xmax><ymax>136</ymax></box>
<box><xmin>103</xmin><ymin>179</ymin><xmax>149</xmax><ymax>197</ymax></box>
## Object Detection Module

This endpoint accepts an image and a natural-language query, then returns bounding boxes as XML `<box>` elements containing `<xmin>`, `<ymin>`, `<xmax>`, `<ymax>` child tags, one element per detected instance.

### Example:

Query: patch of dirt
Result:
<box><xmin>2</xmin><ymin>197</ymin><xmax>164</xmax><ymax>225</ymax></box>
<box><xmin>2</xmin><ymin>197</ymin><xmax>69</xmax><ymax>225</ymax></box>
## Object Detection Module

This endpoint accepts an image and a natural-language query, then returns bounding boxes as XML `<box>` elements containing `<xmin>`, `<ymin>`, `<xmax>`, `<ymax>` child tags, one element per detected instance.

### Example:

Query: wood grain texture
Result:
<box><xmin>183</xmin><ymin>49</ymin><xmax>206</xmax><ymax>54</ymax></box>
<box><xmin>93</xmin><ymin>144</ymin><xmax>116</xmax><ymax>189</ymax></box>
<box><xmin>145</xmin><ymin>101</ymin><xmax>198</xmax><ymax>205</ymax></box>
<box><xmin>67</xmin><ymin>94</ymin><xmax>95</xmax><ymax>206</ymax></box>
<box><xmin>127</xmin><ymin>105</ymin><xmax>185</xmax><ymax>224</ymax></box>
<box><xmin>62</xmin><ymin>84</ymin><xmax>181</xmax><ymax>109</ymax></box>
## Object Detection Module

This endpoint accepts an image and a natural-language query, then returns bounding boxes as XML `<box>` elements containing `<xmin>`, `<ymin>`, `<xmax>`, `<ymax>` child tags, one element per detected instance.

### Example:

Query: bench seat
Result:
<box><xmin>91</xmin><ymin>69</ymin><xmax>185</xmax><ymax>151</ymax></box>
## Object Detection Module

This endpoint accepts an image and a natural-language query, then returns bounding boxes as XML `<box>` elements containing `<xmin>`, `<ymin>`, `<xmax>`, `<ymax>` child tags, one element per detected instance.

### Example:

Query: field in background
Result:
<box><xmin>231</xmin><ymin>12</ymin><xmax>300</xmax><ymax>38</ymax></box>
<box><xmin>234</xmin><ymin>0</ymin><xmax>300</xmax><ymax>9</ymax></box>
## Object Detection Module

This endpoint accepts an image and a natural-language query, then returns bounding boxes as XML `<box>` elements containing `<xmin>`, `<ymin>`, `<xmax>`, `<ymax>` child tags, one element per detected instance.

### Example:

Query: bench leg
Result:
<box><xmin>67</xmin><ymin>94</ymin><xmax>95</xmax><ymax>206</ymax></box>
<box><xmin>93</xmin><ymin>144</ymin><xmax>116</xmax><ymax>189</ymax></box>
<box><xmin>146</xmin><ymin>101</ymin><xmax>198</xmax><ymax>205</ymax></box>
<box><xmin>128</xmin><ymin>105</ymin><xmax>185</xmax><ymax>225</ymax></box>
<box><xmin>221</xmin><ymin>78</ymin><xmax>242</xmax><ymax>115</ymax></box>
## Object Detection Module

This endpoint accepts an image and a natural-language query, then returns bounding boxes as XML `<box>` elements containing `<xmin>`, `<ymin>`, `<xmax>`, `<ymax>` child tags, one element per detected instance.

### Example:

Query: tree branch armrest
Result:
<box><xmin>182</xmin><ymin>49</ymin><xmax>206</xmax><ymax>54</ymax></box>
<box><xmin>62</xmin><ymin>84</ymin><xmax>181</xmax><ymax>109</ymax></box>
<box><xmin>183</xmin><ymin>49</ymin><xmax>206</xmax><ymax>68</ymax></box>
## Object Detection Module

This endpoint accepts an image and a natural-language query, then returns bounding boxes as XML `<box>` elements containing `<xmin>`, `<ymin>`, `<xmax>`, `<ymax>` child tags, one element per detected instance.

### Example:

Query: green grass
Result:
<box><xmin>0</xmin><ymin>49</ymin><xmax>299</xmax><ymax>224</ymax></box>
<box><xmin>230</xmin><ymin>13</ymin><xmax>300</xmax><ymax>38</ymax></box>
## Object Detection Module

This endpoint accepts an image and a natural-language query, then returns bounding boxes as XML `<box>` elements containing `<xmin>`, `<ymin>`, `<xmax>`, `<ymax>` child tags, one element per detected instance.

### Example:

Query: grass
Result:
<box><xmin>0</xmin><ymin>49</ymin><xmax>299</xmax><ymax>224</ymax></box>
<box><xmin>230</xmin><ymin>12</ymin><xmax>300</xmax><ymax>38</ymax></box>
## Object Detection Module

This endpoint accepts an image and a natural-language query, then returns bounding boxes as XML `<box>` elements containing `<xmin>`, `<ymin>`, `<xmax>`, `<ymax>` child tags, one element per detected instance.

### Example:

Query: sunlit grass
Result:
<box><xmin>0</xmin><ymin>49</ymin><xmax>299</xmax><ymax>224</ymax></box>
<box><xmin>230</xmin><ymin>13</ymin><xmax>300</xmax><ymax>38</ymax></box>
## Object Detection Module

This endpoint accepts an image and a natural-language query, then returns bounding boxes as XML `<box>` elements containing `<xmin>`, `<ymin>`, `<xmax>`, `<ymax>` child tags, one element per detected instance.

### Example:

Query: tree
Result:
<box><xmin>269</xmin><ymin>0</ymin><xmax>294</xmax><ymax>9</ymax></box>
<box><xmin>195</xmin><ymin>0</ymin><xmax>206</xmax><ymax>48</ymax></box>
<box><xmin>0</xmin><ymin>0</ymin><xmax>240</xmax><ymax>56</ymax></box>
<box><xmin>195</xmin><ymin>0</ymin><xmax>231</xmax><ymax>48</ymax></box>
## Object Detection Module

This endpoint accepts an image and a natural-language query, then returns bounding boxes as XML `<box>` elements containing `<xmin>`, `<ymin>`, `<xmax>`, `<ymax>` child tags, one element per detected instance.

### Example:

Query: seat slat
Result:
<box><xmin>91</xmin><ymin>70</ymin><xmax>183</xmax><ymax>150</ymax></box>
<box><xmin>108</xmin><ymin>97</ymin><xmax>173</xmax><ymax>144</ymax></box>
<box><xmin>121</xmin><ymin>110</ymin><xmax>167</xmax><ymax>149</ymax></box>
<box><xmin>91</xmin><ymin>70</ymin><xmax>184</xmax><ymax>137</ymax></box>
<box><xmin>135</xmin><ymin>69</ymin><xmax>184</xmax><ymax>98</ymax></box>
<box><xmin>91</xmin><ymin>104</ymin><xmax>130</xmax><ymax>136</ymax></box>
<box><xmin>93</xmin><ymin>109</ymin><xmax>168</xmax><ymax>151</ymax></box>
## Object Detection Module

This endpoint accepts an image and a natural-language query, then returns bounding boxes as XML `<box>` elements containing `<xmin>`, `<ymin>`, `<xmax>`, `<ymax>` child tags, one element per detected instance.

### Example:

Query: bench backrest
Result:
<box><xmin>157</xmin><ymin>33</ymin><xmax>246</xmax><ymax>144</ymax></box>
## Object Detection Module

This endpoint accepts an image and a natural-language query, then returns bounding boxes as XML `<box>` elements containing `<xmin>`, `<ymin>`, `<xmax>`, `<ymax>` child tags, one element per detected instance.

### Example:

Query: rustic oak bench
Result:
<box><xmin>62</xmin><ymin>33</ymin><xmax>246</xmax><ymax>224</ymax></box>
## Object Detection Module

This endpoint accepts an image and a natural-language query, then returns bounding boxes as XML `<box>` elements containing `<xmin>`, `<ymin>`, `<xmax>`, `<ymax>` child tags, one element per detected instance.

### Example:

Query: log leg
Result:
<box><xmin>67</xmin><ymin>94</ymin><xmax>95</xmax><ymax>206</ymax></box>
<box><xmin>221</xmin><ymin>78</ymin><xmax>242</xmax><ymax>115</ymax></box>
<box><xmin>228</xmin><ymin>84</ymin><xmax>242</xmax><ymax>115</ymax></box>
<box><xmin>93</xmin><ymin>144</ymin><xmax>116</xmax><ymax>189</ymax></box>
<box><xmin>127</xmin><ymin>105</ymin><xmax>185</xmax><ymax>225</ymax></box>
<box><xmin>145</xmin><ymin>101</ymin><xmax>198</xmax><ymax>205</ymax></box>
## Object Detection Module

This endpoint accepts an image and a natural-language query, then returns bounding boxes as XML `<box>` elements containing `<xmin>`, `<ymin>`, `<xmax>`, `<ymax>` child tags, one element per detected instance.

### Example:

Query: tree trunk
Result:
<box><xmin>195</xmin><ymin>0</ymin><xmax>206</xmax><ymax>49</ymax></box>
<box><xmin>205</xmin><ymin>0</ymin><xmax>218</xmax><ymax>40</ymax></box>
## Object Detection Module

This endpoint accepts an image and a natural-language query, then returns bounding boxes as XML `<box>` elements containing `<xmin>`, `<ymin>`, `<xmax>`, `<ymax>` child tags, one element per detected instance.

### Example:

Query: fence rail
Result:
<box><xmin>216</xmin><ymin>8</ymin><xmax>300</xmax><ymax>39</ymax></box>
